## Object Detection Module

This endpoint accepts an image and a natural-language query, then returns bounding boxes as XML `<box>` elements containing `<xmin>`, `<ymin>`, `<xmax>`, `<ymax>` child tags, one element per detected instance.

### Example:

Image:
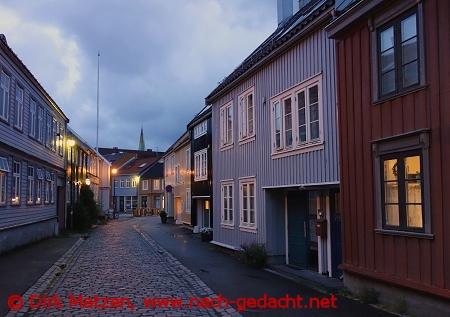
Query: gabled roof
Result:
<box><xmin>163</xmin><ymin>131</ymin><xmax>190</xmax><ymax>157</ymax></box>
<box><xmin>205</xmin><ymin>0</ymin><xmax>333</xmax><ymax>104</ymax></box>
<box><xmin>140</xmin><ymin>161</ymin><xmax>164</xmax><ymax>179</ymax></box>
<box><xmin>115</xmin><ymin>156</ymin><xmax>160</xmax><ymax>176</ymax></box>
<box><xmin>187</xmin><ymin>105</ymin><xmax>212</xmax><ymax>130</ymax></box>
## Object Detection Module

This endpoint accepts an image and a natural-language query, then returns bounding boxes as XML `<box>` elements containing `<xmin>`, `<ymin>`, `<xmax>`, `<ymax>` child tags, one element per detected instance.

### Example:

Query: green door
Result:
<box><xmin>287</xmin><ymin>191</ymin><xmax>308</xmax><ymax>268</ymax></box>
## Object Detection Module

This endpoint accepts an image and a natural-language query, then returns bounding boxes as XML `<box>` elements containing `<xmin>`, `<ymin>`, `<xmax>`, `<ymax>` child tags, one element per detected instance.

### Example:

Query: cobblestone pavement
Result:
<box><xmin>7</xmin><ymin>219</ymin><xmax>241</xmax><ymax>317</ymax></box>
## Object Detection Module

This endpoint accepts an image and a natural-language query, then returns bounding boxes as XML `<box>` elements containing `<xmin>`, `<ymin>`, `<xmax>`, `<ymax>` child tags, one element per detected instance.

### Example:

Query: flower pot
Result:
<box><xmin>201</xmin><ymin>233</ymin><xmax>213</xmax><ymax>242</ymax></box>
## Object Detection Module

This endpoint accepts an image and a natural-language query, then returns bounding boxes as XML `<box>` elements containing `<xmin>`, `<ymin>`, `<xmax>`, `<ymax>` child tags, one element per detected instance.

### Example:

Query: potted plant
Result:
<box><xmin>200</xmin><ymin>227</ymin><xmax>213</xmax><ymax>242</ymax></box>
<box><xmin>160</xmin><ymin>210</ymin><xmax>167</xmax><ymax>223</ymax></box>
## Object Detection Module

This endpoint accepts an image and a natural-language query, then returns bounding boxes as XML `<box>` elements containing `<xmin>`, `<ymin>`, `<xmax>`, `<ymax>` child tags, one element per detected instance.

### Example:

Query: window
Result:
<box><xmin>165</xmin><ymin>154</ymin><xmax>174</xmax><ymax>176</ymax></box>
<box><xmin>37</xmin><ymin>107</ymin><xmax>43</xmax><ymax>142</ymax></box>
<box><xmin>15</xmin><ymin>85</ymin><xmax>24</xmax><ymax>129</ymax></box>
<box><xmin>271</xmin><ymin>74</ymin><xmax>322</xmax><ymax>157</ymax></box>
<box><xmin>220</xmin><ymin>102</ymin><xmax>233</xmax><ymax>149</ymax></box>
<box><xmin>194</xmin><ymin>120</ymin><xmax>207</xmax><ymax>139</ymax></box>
<box><xmin>52</xmin><ymin>119</ymin><xmax>57</xmax><ymax>150</ymax></box>
<box><xmin>36</xmin><ymin>168</ymin><xmax>43</xmax><ymax>204</ymax></box>
<box><xmin>126</xmin><ymin>179</ymin><xmax>131</xmax><ymax>188</ymax></box>
<box><xmin>28</xmin><ymin>166</ymin><xmax>34</xmax><ymax>203</ymax></box>
<box><xmin>46</xmin><ymin>114</ymin><xmax>52</xmax><ymax>148</ymax></box>
<box><xmin>0</xmin><ymin>156</ymin><xmax>9</xmax><ymax>205</ymax></box>
<box><xmin>175</xmin><ymin>164</ymin><xmax>180</xmax><ymax>184</ymax></box>
<box><xmin>12</xmin><ymin>161</ymin><xmax>21</xmax><ymax>204</ymax></box>
<box><xmin>45</xmin><ymin>171</ymin><xmax>51</xmax><ymax>203</ymax></box>
<box><xmin>29</xmin><ymin>100</ymin><xmax>36</xmax><ymax>137</ymax></box>
<box><xmin>120</xmin><ymin>180</ymin><xmax>124</xmax><ymax>188</ymax></box>
<box><xmin>50</xmin><ymin>173</ymin><xmax>55</xmax><ymax>203</ymax></box>
<box><xmin>238</xmin><ymin>87</ymin><xmax>255</xmax><ymax>142</ymax></box>
<box><xmin>153</xmin><ymin>179</ymin><xmax>160</xmax><ymax>190</ymax></box>
<box><xmin>131</xmin><ymin>178</ymin><xmax>137</xmax><ymax>188</ymax></box>
<box><xmin>373</xmin><ymin>131</ymin><xmax>431</xmax><ymax>236</ymax></box>
<box><xmin>194</xmin><ymin>149</ymin><xmax>207</xmax><ymax>181</ymax></box>
<box><xmin>186</xmin><ymin>148</ymin><xmax>191</xmax><ymax>171</ymax></box>
<box><xmin>142</xmin><ymin>180</ymin><xmax>148</xmax><ymax>191</ymax></box>
<box><xmin>378</xmin><ymin>9</ymin><xmax>420</xmax><ymax>97</ymax></box>
<box><xmin>0</xmin><ymin>70</ymin><xmax>10</xmax><ymax>121</ymax></box>
<box><xmin>221</xmin><ymin>180</ymin><xmax>234</xmax><ymax>226</ymax></box>
<box><xmin>186</xmin><ymin>188</ymin><xmax>191</xmax><ymax>213</ymax></box>
<box><xmin>114</xmin><ymin>180</ymin><xmax>118</xmax><ymax>189</ymax></box>
<box><xmin>239</xmin><ymin>177</ymin><xmax>256</xmax><ymax>230</ymax></box>
<box><xmin>58</xmin><ymin>124</ymin><xmax>64</xmax><ymax>155</ymax></box>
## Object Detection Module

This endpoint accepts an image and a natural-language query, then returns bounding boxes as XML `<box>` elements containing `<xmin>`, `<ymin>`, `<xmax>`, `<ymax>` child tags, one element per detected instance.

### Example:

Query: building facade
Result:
<box><xmin>205</xmin><ymin>0</ymin><xmax>341</xmax><ymax>277</ymax></box>
<box><xmin>0</xmin><ymin>34</ymin><xmax>69</xmax><ymax>253</ymax></box>
<box><xmin>138</xmin><ymin>159</ymin><xmax>164</xmax><ymax>214</ymax></box>
<box><xmin>187</xmin><ymin>106</ymin><xmax>213</xmax><ymax>231</ymax></box>
<box><xmin>326</xmin><ymin>0</ymin><xmax>450</xmax><ymax>314</ymax></box>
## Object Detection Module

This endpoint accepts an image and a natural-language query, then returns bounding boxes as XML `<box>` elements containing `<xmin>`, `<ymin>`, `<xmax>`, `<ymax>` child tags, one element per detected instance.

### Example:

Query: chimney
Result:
<box><xmin>277</xmin><ymin>0</ymin><xmax>293</xmax><ymax>27</ymax></box>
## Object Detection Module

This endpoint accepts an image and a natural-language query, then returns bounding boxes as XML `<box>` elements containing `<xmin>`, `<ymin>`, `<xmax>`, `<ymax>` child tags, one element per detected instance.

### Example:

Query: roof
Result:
<box><xmin>205</xmin><ymin>0</ymin><xmax>333</xmax><ymax>104</ymax></box>
<box><xmin>67</xmin><ymin>127</ymin><xmax>110</xmax><ymax>165</ymax></box>
<box><xmin>187</xmin><ymin>105</ymin><xmax>212</xmax><ymax>129</ymax></box>
<box><xmin>0</xmin><ymin>34</ymin><xmax>68</xmax><ymax>122</ymax></box>
<box><xmin>140</xmin><ymin>161</ymin><xmax>164</xmax><ymax>179</ymax></box>
<box><xmin>114</xmin><ymin>156</ymin><xmax>160</xmax><ymax>176</ymax></box>
<box><xmin>163</xmin><ymin>131</ymin><xmax>190</xmax><ymax>157</ymax></box>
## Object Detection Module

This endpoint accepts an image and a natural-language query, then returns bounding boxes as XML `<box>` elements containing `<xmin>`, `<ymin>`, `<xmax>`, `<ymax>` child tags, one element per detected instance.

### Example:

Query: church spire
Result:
<box><xmin>138</xmin><ymin>126</ymin><xmax>146</xmax><ymax>151</ymax></box>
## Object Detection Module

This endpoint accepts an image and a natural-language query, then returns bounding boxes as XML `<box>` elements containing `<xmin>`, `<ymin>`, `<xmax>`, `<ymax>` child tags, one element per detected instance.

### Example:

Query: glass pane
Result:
<box><xmin>285</xmin><ymin>113</ymin><xmax>292</xmax><ymax>130</ymax></box>
<box><xmin>308</xmin><ymin>191</ymin><xmax>317</xmax><ymax>215</ymax></box>
<box><xmin>250</xmin><ymin>210</ymin><xmax>255</xmax><ymax>224</ymax></box>
<box><xmin>381</xmin><ymin>70</ymin><xmax>396</xmax><ymax>95</ymax></box>
<box><xmin>298</xmin><ymin>91</ymin><xmax>305</xmax><ymax>109</ymax></box>
<box><xmin>249</xmin><ymin>184</ymin><xmax>254</xmax><ymax>196</ymax></box>
<box><xmin>275</xmin><ymin>102</ymin><xmax>280</xmax><ymax>117</ymax></box>
<box><xmin>285</xmin><ymin>130</ymin><xmax>293</xmax><ymax>146</ymax></box>
<box><xmin>298</xmin><ymin>107</ymin><xmax>305</xmax><ymax>125</ymax></box>
<box><xmin>406</xmin><ymin>204</ymin><xmax>423</xmax><ymax>228</ymax></box>
<box><xmin>406</xmin><ymin>180</ymin><xmax>421</xmax><ymax>203</ymax></box>
<box><xmin>402</xmin><ymin>37</ymin><xmax>417</xmax><ymax>65</ymax></box>
<box><xmin>381</xmin><ymin>48</ymin><xmax>395</xmax><ymax>72</ymax></box>
<box><xmin>275</xmin><ymin>132</ymin><xmax>281</xmax><ymax>148</ymax></box>
<box><xmin>310</xmin><ymin>104</ymin><xmax>319</xmax><ymax>121</ymax></box>
<box><xmin>299</xmin><ymin>125</ymin><xmax>306</xmax><ymax>142</ymax></box>
<box><xmin>250</xmin><ymin>196</ymin><xmax>254</xmax><ymax>210</ymax></box>
<box><xmin>384</xmin><ymin>159</ymin><xmax>398</xmax><ymax>181</ymax></box>
<box><xmin>380</xmin><ymin>27</ymin><xmax>394</xmax><ymax>51</ymax></box>
<box><xmin>309</xmin><ymin>218</ymin><xmax>318</xmax><ymax>243</ymax></box>
<box><xmin>401</xmin><ymin>14</ymin><xmax>417</xmax><ymax>41</ymax></box>
<box><xmin>243</xmin><ymin>196</ymin><xmax>247</xmax><ymax>210</ymax></box>
<box><xmin>309</xmin><ymin>86</ymin><xmax>318</xmax><ymax>104</ymax></box>
<box><xmin>404</xmin><ymin>156</ymin><xmax>420</xmax><ymax>179</ymax></box>
<box><xmin>310</xmin><ymin>121</ymin><xmax>319</xmax><ymax>140</ymax></box>
<box><xmin>403</xmin><ymin>61</ymin><xmax>419</xmax><ymax>87</ymax></box>
<box><xmin>385</xmin><ymin>204</ymin><xmax>400</xmax><ymax>226</ymax></box>
<box><xmin>229</xmin><ymin>186</ymin><xmax>232</xmax><ymax>198</ymax></box>
<box><xmin>384</xmin><ymin>182</ymin><xmax>398</xmax><ymax>203</ymax></box>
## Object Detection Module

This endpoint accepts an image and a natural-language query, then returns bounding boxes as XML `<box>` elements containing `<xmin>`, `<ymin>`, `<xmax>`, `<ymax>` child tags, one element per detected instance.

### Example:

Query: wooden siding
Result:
<box><xmin>0</xmin><ymin>42</ymin><xmax>67</xmax><ymax>232</ymax></box>
<box><xmin>335</xmin><ymin>0</ymin><xmax>450</xmax><ymax>296</ymax></box>
<box><xmin>211</xmin><ymin>26</ymin><xmax>338</xmax><ymax>254</ymax></box>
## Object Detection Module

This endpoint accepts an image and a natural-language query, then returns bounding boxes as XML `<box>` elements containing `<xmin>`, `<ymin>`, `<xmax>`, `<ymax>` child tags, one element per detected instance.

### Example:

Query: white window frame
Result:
<box><xmin>126</xmin><ymin>179</ymin><xmax>131</xmax><ymax>188</ymax></box>
<box><xmin>50</xmin><ymin>173</ymin><xmax>55</xmax><ymax>203</ymax></box>
<box><xmin>221</xmin><ymin>180</ymin><xmax>234</xmax><ymax>227</ymax></box>
<box><xmin>36</xmin><ymin>168</ymin><xmax>43</xmax><ymax>204</ymax></box>
<box><xmin>46</xmin><ymin>114</ymin><xmax>52</xmax><ymax>148</ymax></box>
<box><xmin>12</xmin><ymin>161</ymin><xmax>21</xmax><ymax>205</ymax></box>
<box><xmin>175</xmin><ymin>164</ymin><xmax>180</xmax><ymax>184</ymax></box>
<box><xmin>238</xmin><ymin>86</ymin><xmax>255</xmax><ymax>143</ymax></box>
<box><xmin>193</xmin><ymin>120</ymin><xmax>207</xmax><ymax>139</ymax></box>
<box><xmin>29</xmin><ymin>99</ymin><xmax>36</xmax><ymax>137</ymax></box>
<box><xmin>194</xmin><ymin>149</ymin><xmax>207</xmax><ymax>181</ymax></box>
<box><xmin>52</xmin><ymin>119</ymin><xmax>57</xmax><ymax>150</ymax></box>
<box><xmin>186</xmin><ymin>188</ymin><xmax>191</xmax><ymax>213</ymax></box>
<box><xmin>131</xmin><ymin>178</ymin><xmax>137</xmax><ymax>188</ymax></box>
<box><xmin>186</xmin><ymin>148</ymin><xmax>191</xmax><ymax>171</ymax></box>
<box><xmin>28</xmin><ymin>165</ymin><xmax>34</xmax><ymax>203</ymax></box>
<box><xmin>15</xmin><ymin>85</ymin><xmax>24</xmax><ymax>129</ymax></box>
<box><xmin>45</xmin><ymin>171</ymin><xmax>51</xmax><ymax>203</ymax></box>
<box><xmin>239</xmin><ymin>176</ymin><xmax>256</xmax><ymax>232</ymax></box>
<box><xmin>0</xmin><ymin>156</ymin><xmax>9</xmax><ymax>205</ymax></box>
<box><xmin>165</xmin><ymin>154</ymin><xmax>175</xmax><ymax>176</ymax></box>
<box><xmin>120</xmin><ymin>180</ymin><xmax>124</xmax><ymax>188</ymax></box>
<box><xmin>270</xmin><ymin>74</ymin><xmax>323</xmax><ymax>159</ymax></box>
<box><xmin>142</xmin><ymin>180</ymin><xmax>148</xmax><ymax>191</ymax></box>
<box><xmin>220</xmin><ymin>101</ymin><xmax>233</xmax><ymax>150</ymax></box>
<box><xmin>37</xmin><ymin>107</ymin><xmax>44</xmax><ymax>142</ymax></box>
<box><xmin>153</xmin><ymin>179</ymin><xmax>160</xmax><ymax>190</ymax></box>
<box><xmin>0</xmin><ymin>70</ymin><xmax>10</xmax><ymax>121</ymax></box>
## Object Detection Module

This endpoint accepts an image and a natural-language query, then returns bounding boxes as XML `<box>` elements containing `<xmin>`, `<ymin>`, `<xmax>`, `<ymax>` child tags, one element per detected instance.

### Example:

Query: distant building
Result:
<box><xmin>138</xmin><ymin>127</ymin><xmax>146</xmax><ymax>151</ymax></box>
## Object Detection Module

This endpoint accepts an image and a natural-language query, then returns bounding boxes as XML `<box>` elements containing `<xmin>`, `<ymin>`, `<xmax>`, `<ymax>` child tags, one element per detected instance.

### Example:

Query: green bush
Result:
<box><xmin>72</xmin><ymin>201</ymin><xmax>90</xmax><ymax>231</ymax></box>
<box><xmin>79</xmin><ymin>184</ymin><xmax>99</xmax><ymax>224</ymax></box>
<box><xmin>238</xmin><ymin>242</ymin><xmax>267</xmax><ymax>269</ymax></box>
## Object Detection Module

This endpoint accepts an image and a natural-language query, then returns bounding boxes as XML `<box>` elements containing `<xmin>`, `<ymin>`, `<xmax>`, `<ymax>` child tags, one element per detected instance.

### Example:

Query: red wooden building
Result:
<box><xmin>326</xmin><ymin>0</ymin><xmax>450</xmax><ymax>315</ymax></box>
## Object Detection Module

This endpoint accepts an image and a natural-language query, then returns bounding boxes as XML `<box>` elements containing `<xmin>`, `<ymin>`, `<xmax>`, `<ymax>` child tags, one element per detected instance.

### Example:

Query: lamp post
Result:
<box><xmin>112</xmin><ymin>168</ymin><xmax>117</xmax><ymax>217</ymax></box>
<box><xmin>67</xmin><ymin>138</ymin><xmax>75</xmax><ymax>230</ymax></box>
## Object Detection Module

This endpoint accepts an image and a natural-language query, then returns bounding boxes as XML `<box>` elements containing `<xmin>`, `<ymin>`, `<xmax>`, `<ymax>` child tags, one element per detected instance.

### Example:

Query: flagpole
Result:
<box><xmin>96</xmin><ymin>51</ymin><xmax>100</xmax><ymax>151</ymax></box>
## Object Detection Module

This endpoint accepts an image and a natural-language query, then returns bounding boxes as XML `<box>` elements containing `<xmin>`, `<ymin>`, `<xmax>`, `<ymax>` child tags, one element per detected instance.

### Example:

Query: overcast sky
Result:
<box><xmin>0</xmin><ymin>0</ymin><xmax>278</xmax><ymax>152</ymax></box>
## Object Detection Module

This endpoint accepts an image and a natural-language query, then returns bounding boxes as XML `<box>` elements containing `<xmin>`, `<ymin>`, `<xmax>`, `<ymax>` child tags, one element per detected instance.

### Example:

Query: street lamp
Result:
<box><xmin>67</xmin><ymin>138</ymin><xmax>75</xmax><ymax>230</ymax></box>
<box><xmin>112</xmin><ymin>168</ymin><xmax>117</xmax><ymax>216</ymax></box>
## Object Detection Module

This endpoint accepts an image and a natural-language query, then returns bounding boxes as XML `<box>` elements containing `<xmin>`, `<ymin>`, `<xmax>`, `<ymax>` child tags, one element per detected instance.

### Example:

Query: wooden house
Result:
<box><xmin>326</xmin><ymin>0</ymin><xmax>450</xmax><ymax>314</ymax></box>
<box><xmin>205</xmin><ymin>0</ymin><xmax>341</xmax><ymax>277</ymax></box>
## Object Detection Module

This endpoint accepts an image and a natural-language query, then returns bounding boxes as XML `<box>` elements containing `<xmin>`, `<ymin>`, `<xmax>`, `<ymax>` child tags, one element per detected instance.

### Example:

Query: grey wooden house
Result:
<box><xmin>205</xmin><ymin>0</ymin><xmax>341</xmax><ymax>277</ymax></box>
<box><xmin>0</xmin><ymin>34</ymin><xmax>69</xmax><ymax>253</ymax></box>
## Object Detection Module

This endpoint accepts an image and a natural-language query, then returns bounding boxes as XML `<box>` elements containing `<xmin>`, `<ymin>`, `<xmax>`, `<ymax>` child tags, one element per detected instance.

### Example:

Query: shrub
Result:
<box><xmin>238</xmin><ymin>242</ymin><xmax>267</xmax><ymax>269</ymax></box>
<box><xmin>79</xmin><ymin>184</ymin><xmax>99</xmax><ymax>224</ymax></box>
<box><xmin>72</xmin><ymin>201</ymin><xmax>90</xmax><ymax>231</ymax></box>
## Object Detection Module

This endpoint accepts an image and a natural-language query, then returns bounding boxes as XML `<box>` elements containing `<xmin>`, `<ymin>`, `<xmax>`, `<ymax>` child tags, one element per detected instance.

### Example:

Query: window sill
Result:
<box><xmin>374</xmin><ymin>229</ymin><xmax>434</xmax><ymax>239</ymax></box>
<box><xmin>220</xmin><ymin>144</ymin><xmax>233</xmax><ymax>152</ymax></box>
<box><xmin>239</xmin><ymin>226</ymin><xmax>257</xmax><ymax>233</ymax></box>
<box><xmin>194</xmin><ymin>177</ymin><xmax>207</xmax><ymax>182</ymax></box>
<box><xmin>221</xmin><ymin>223</ymin><xmax>235</xmax><ymax>229</ymax></box>
<box><xmin>272</xmin><ymin>141</ymin><xmax>324</xmax><ymax>159</ymax></box>
<box><xmin>238</xmin><ymin>135</ymin><xmax>255</xmax><ymax>146</ymax></box>
<box><xmin>373</xmin><ymin>85</ymin><xmax>428</xmax><ymax>106</ymax></box>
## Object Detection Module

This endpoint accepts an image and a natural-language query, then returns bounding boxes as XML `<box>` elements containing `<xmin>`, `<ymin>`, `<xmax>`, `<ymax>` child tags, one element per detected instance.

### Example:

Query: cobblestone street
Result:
<box><xmin>8</xmin><ymin>219</ymin><xmax>241</xmax><ymax>317</ymax></box>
